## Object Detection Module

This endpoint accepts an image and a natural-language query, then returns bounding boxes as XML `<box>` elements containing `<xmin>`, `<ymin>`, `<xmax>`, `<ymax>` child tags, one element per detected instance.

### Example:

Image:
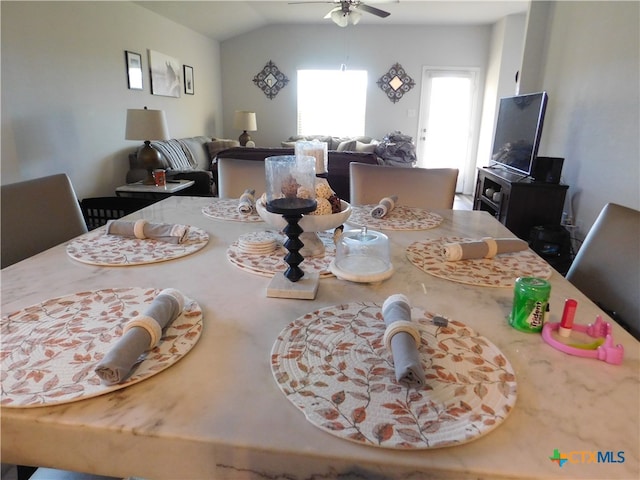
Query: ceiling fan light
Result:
<box><xmin>331</xmin><ymin>9</ymin><xmax>349</xmax><ymax>27</ymax></box>
<box><xmin>349</xmin><ymin>10</ymin><xmax>362</xmax><ymax>25</ymax></box>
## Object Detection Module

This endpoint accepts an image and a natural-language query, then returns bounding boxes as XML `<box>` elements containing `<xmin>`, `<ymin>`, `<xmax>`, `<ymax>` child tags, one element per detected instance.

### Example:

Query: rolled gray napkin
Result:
<box><xmin>105</xmin><ymin>219</ymin><xmax>189</xmax><ymax>244</ymax></box>
<box><xmin>443</xmin><ymin>237</ymin><xmax>528</xmax><ymax>261</ymax></box>
<box><xmin>382</xmin><ymin>294</ymin><xmax>426</xmax><ymax>388</ymax></box>
<box><xmin>371</xmin><ymin>195</ymin><xmax>398</xmax><ymax>218</ymax></box>
<box><xmin>94</xmin><ymin>288</ymin><xmax>185</xmax><ymax>385</ymax></box>
<box><xmin>238</xmin><ymin>188</ymin><xmax>256</xmax><ymax>214</ymax></box>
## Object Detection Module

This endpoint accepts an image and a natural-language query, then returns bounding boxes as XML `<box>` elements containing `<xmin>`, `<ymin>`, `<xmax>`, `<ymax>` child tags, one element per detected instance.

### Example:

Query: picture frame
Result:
<box><xmin>125</xmin><ymin>51</ymin><xmax>143</xmax><ymax>90</ymax></box>
<box><xmin>148</xmin><ymin>49</ymin><xmax>181</xmax><ymax>98</ymax></box>
<box><xmin>184</xmin><ymin>65</ymin><xmax>194</xmax><ymax>95</ymax></box>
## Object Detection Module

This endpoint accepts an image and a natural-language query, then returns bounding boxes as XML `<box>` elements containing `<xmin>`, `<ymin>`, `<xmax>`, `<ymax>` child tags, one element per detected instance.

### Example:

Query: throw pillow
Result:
<box><xmin>337</xmin><ymin>139</ymin><xmax>357</xmax><ymax>152</ymax></box>
<box><xmin>177</xmin><ymin>137</ymin><xmax>210</xmax><ymax>170</ymax></box>
<box><xmin>207</xmin><ymin>139</ymin><xmax>240</xmax><ymax>160</ymax></box>
<box><xmin>355</xmin><ymin>141</ymin><xmax>377</xmax><ymax>153</ymax></box>
<box><xmin>152</xmin><ymin>139</ymin><xmax>193</xmax><ymax>170</ymax></box>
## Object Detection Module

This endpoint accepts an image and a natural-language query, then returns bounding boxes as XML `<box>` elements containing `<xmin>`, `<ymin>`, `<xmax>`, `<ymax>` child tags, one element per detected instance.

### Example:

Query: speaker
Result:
<box><xmin>531</xmin><ymin>156</ymin><xmax>564</xmax><ymax>183</ymax></box>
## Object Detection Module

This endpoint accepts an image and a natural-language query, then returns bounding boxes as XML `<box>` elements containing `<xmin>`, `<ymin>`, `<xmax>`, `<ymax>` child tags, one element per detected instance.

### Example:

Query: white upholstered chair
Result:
<box><xmin>349</xmin><ymin>162</ymin><xmax>459</xmax><ymax>209</ymax></box>
<box><xmin>565</xmin><ymin>202</ymin><xmax>640</xmax><ymax>339</ymax></box>
<box><xmin>217</xmin><ymin>158</ymin><xmax>266</xmax><ymax>199</ymax></box>
<box><xmin>1</xmin><ymin>173</ymin><xmax>88</xmax><ymax>268</ymax></box>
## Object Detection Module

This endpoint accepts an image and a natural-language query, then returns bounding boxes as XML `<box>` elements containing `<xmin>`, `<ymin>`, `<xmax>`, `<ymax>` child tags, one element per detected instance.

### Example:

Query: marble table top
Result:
<box><xmin>1</xmin><ymin>196</ymin><xmax>638</xmax><ymax>480</ymax></box>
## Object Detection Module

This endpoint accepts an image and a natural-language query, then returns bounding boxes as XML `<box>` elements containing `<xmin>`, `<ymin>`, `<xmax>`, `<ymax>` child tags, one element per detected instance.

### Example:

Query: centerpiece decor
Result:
<box><xmin>265</xmin><ymin>155</ymin><xmax>319</xmax><ymax>298</ymax></box>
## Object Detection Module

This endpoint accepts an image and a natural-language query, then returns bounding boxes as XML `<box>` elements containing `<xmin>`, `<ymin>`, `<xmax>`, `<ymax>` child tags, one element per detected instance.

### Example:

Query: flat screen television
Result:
<box><xmin>490</xmin><ymin>91</ymin><xmax>548</xmax><ymax>176</ymax></box>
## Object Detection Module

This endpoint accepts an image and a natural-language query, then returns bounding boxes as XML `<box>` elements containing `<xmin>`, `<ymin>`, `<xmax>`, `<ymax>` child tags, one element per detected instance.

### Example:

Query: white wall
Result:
<box><xmin>220</xmin><ymin>23</ymin><xmax>493</xmax><ymax>149</ymax></box>
<box><xmin>476</xmin><ymin>14</ymin><xmax>527</xmax><ymax>171</ymax></box>
<box><xmin>529</xmin><ymin>0</ymin><xmax>640</xmax><ymax>239</ymax></box>
<box><xmin>1</xmin><ymin>1</ymin><xmax>222</xmax><ymax>199</ymax></box>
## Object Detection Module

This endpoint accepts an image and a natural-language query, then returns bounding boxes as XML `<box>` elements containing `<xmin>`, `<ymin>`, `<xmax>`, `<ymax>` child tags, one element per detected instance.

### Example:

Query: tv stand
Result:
<box><xmin>473</xmin><ymin>167</ymin><xmax>568</xmax><ymax>240</ymax></box>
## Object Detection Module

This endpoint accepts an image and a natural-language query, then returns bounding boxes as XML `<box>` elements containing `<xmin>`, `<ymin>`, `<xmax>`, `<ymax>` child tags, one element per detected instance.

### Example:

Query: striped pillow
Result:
<box><xmin>151</xmin><ymin>139</ymin><xmax>193</xmax><ymax>170</ymax></box>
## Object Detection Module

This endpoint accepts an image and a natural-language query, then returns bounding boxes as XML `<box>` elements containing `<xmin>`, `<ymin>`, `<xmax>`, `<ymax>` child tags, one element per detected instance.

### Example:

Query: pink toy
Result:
<box><xmin>542</xmin><ymin>316</ymin><xmax>624</xmax><ymax>365</ymax></box>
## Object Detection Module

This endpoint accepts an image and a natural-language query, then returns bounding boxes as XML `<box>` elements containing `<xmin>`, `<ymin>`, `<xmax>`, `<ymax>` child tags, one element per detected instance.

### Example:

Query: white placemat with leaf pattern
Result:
<box><xmin>1</xmin><ymin>287</ymin><xmax>203</xmax><ymax>408</ymax></box>
<box><xmin>271</xmin><ymin>302</ymin><xmax>517</xmax><ymax>449</ymax></box>
<box><xmin>227</xmin><ymin>231</ymin><xmax>336</xmax><ymax>278</ymax></box>
<box><xmin>66</xmin><ymin>226</ymin><xmax>209</xmax><ymax>266</ymax></box>
<box><xmin>406</xmin><ymin>236</ymin><xmax>552</xmax><ymax>287</ymax></box>
<box><xmin>348</xmin><ymin>205</ymin><xmax>443</xmax><ymax>231</ymax></box>
<box><xmin>202</xmin><ymin>198</ymin><xmax>263</xmax><ymax>223</ymax></box>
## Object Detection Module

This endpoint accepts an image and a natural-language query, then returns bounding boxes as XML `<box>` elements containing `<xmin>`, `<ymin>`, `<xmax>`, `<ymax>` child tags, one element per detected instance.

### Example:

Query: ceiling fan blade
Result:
<box><xmin>356</xmin><ymin>3</ymin><xmax>391</xmax><ymax>18</ymax></box>
<box><xmin>288</xmin><ymin>1</ymin><xmax>339</xmax><ymax>4</ymax></box>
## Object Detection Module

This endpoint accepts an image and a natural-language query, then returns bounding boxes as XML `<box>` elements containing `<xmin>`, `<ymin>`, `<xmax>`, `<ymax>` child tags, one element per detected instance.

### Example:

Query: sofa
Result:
<box><xmin>126</xmin><ymin>136</ymin><xmax>240</xmax><ymax>196</ymax></box>
<box><xmin>281</xmin><ymin>135</ymin><xmax>379</xmax><ymax>155</ymax></box>
<box><xmin>214</xmin><ymin>147</ymin><xmax>381</xmax><ymax>200</ymax></box>
<box><xmin>282</xmin><ymin>133</ymin><xmax>417</xmax><ymax>167</ymax></box>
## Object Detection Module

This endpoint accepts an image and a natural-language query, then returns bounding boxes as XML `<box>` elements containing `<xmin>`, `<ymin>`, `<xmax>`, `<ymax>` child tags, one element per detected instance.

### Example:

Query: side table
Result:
<box><xmin>115</xmin><ymin>180</ymin><xmax>195</xmax><ymax>200</ymax></box>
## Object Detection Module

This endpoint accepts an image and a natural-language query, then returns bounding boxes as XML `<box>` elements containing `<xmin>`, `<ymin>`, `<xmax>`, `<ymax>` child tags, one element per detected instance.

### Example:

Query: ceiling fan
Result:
<box><xmin>290</xmin><ymin>1</ymin><xmax>392</xmax><ymax>28</ymax></box>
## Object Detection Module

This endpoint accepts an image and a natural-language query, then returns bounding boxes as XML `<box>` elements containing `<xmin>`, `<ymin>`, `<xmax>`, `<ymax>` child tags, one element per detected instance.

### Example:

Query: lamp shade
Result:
<box><xmin>349</xmin><ymin>10</ymin><xmax>362</xmax><ymax>25</ymax></box>
<box><xmin>331</xmin><ymin>9</ymin><xmax>349</xmax><ymax>27</ymax></box>
<box><xmin>233</xmin><ymin>111</ymin><xmax>257</xmax><ymax>132</ymax></box>
<box><xmin>125</xmin><ymin>108</ymin><xmax>170</xmax><ymax>141</ymax></box>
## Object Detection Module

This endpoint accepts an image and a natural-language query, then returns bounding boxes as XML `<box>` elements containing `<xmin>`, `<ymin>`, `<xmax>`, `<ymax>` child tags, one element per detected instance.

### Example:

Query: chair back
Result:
<box><xmin>1</xmin><ymin>173</ymin><xmax>88</xmax><ymax>268</ymax></box>
<box><xmin>80</xmin><ymin>196</ymin><xmax>158</xmax><ymax>230</ymax></box>
<box><xmin>566</xmin><ymin>202</ymin><xmax>640</xmax><ymax>339</ymax></box>
<box><xmin>217</xmin><ymin>158</ymin><xmax>266</xmax><ymax>199</ymax></box>
<box><xmin>349</xmin><ymin>162</ymin><xmax>459</xmax><ymax>209</ymax></box>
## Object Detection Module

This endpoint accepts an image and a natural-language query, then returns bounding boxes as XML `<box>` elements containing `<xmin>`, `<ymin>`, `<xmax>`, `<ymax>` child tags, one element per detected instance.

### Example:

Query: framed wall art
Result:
<box><xmin>125</xmin><ymin>51</ymin><xmax>143</xmax><ymax>90</ymax></box>
<box><xmin>377</xmin><ymin>63</ymin><xmax>415</xmax><ymax>103</ymax></box>
<box><xmin>148</xmin><ymin>50</ymin><xmax>181</xmax><ymax>98</ymax></box>
<box><xmin>253</xmin><ymin>60</ymin><xmax>289</xmax><ymax>99</ymax></box>
<box><xmin>184</xmin><ymin>65</ymin><xmax>194</xmax><ymax>95</ymax></box>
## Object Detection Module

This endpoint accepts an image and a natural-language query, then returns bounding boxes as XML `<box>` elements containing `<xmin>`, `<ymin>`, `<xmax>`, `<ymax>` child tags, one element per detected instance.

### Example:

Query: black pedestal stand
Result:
<box><xmin>266</xmin><ymin>198</ymin><xmax>316</xmax><ymax>283</ymax></box>
<box><xmin>280</xmin><ymin>212</ymin><xmax>306</xmax><ymax>282</ymax></box>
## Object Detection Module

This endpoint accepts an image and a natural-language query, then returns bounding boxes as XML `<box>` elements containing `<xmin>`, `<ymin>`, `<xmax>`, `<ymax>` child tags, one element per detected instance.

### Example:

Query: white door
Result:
<box><xmin>416</xmin><ymin>68</ymin><xmax>478</xmax><ymax>192</ymax></box>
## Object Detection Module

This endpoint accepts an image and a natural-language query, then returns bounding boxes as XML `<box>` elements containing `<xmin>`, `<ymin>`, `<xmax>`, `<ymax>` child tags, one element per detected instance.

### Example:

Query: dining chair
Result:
<box><xmin>26</xmin><ymin>466</ymin><xmax>120</xmax><ymax>480</ymax></box>
<box><xmin>217</xmin><ymin>157</ymin><xmax>266</xmax><ymax>199</ymax></box>
<box><xmin>565</xmin><ymin>202</ymin><xmax>640</xmax><ymax>339</ymax></box>
<box><xmin>1</xmin><ymin>173</ymin><xmax>88</xmax><ymax>268</ymax></box>
<box><xmin>349</xmin><ymin>162</ymin><xmax>459</xmax><ymax>209</ymax></box>
<box><xmin>80</xmin><ymin>196</ymin><xmax>158</xmax><ymax>230</ymax></box>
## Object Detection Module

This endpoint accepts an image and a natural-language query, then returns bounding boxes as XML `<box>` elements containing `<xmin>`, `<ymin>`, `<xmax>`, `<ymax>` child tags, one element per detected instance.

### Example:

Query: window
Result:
<box><xmin>297</xmin><ymin>70</ymin><xmax>367</xmax><ymax>137</ymax></box>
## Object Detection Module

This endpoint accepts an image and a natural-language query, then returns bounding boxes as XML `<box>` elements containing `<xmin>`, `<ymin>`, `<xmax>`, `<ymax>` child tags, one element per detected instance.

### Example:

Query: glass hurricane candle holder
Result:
<box><xmin>295</xmin><ymin>140</ymin><xmax>328</xmax><ymax>177</ymax></box>
<box><xmin>265</xmin><ymin>155</ymin><xmax>317</xmax><ymax>282</ymax></box>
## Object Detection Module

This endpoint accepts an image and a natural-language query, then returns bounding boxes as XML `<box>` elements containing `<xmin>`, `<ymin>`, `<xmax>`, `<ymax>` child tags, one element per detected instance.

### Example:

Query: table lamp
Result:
<box><xmin>125</xmin><ymin>107</ymin><xmax>170</xmax><ymax>184</ymax></box>
<box><xmin>234</xmin><ymin>111</ymin><xmax>257</xmax><ymax>146</ymax></box>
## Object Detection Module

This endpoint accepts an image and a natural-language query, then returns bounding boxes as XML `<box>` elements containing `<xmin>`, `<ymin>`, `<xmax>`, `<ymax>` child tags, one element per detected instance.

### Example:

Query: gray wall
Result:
<box><xmin>1</xmin><ymin>1</ymin><xmax>222</xmax><ymax>199</ymax></box>
<box><xmin>523</xmin><ymin>0</ymin><xmax>639</xmax><ymax>239</ymax></box>
<box><xmin>476</xmin><ymin>14</ymin><xmax>528</xmax><ymax>173</ymax></box>
<box><xmin>220</xmin><ymin>23</ymin><xmax>493</xmax><ymax>147</ymax></box>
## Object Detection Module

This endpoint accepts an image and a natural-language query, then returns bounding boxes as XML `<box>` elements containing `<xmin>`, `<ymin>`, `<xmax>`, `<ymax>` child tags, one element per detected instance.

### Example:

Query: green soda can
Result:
<box><xmin>508</xmin><ymin>277</ymin><xmax>551</xmax><ymax>333</ymax></box>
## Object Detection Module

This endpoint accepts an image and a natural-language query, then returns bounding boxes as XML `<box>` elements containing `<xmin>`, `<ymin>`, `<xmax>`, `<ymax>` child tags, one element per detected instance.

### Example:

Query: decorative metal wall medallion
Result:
<box><xmin>377</xmin><ymin>63</ymin><xmax>415</xmax><ymax>103</ymax></box>
<box><xmin>253</xmin><ymin>61</ymin><xmax>289</xmax><ymax>99</ymax></box>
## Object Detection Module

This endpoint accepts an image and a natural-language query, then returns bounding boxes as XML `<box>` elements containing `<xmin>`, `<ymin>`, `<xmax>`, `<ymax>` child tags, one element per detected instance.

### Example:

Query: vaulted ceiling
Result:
<box><xmin>135</xmin><ymin>1</ymin><xmax>530</xmax><ymax>41</ymax></box>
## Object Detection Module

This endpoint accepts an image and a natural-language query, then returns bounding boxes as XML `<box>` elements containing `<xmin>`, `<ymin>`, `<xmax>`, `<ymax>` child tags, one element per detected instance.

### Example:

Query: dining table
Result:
<box><xmin>1</xmin><ymin>195</ymin><xmax>638</xmax><ymax>480</ymax></box>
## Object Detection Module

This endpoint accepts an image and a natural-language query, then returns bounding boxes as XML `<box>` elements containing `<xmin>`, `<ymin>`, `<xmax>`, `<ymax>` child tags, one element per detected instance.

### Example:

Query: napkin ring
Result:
<box><xmin>133</xmin><ymin>219</ymin><xmax>148</xmax><ymax>239</ymax></box>
<box><xmin>123</xmin><ymin>315</ymin><xmax>162</xmax><ymax>350</ymax></box>
<box><xmin>383</xmin><ymin>320</ymin><xmax>422</xmax><ymax>353</ymax></box>
<box><xmin>482</xmin><ymin>237</ymin><xmax>498</xmax><ymax>258</ymax></box>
